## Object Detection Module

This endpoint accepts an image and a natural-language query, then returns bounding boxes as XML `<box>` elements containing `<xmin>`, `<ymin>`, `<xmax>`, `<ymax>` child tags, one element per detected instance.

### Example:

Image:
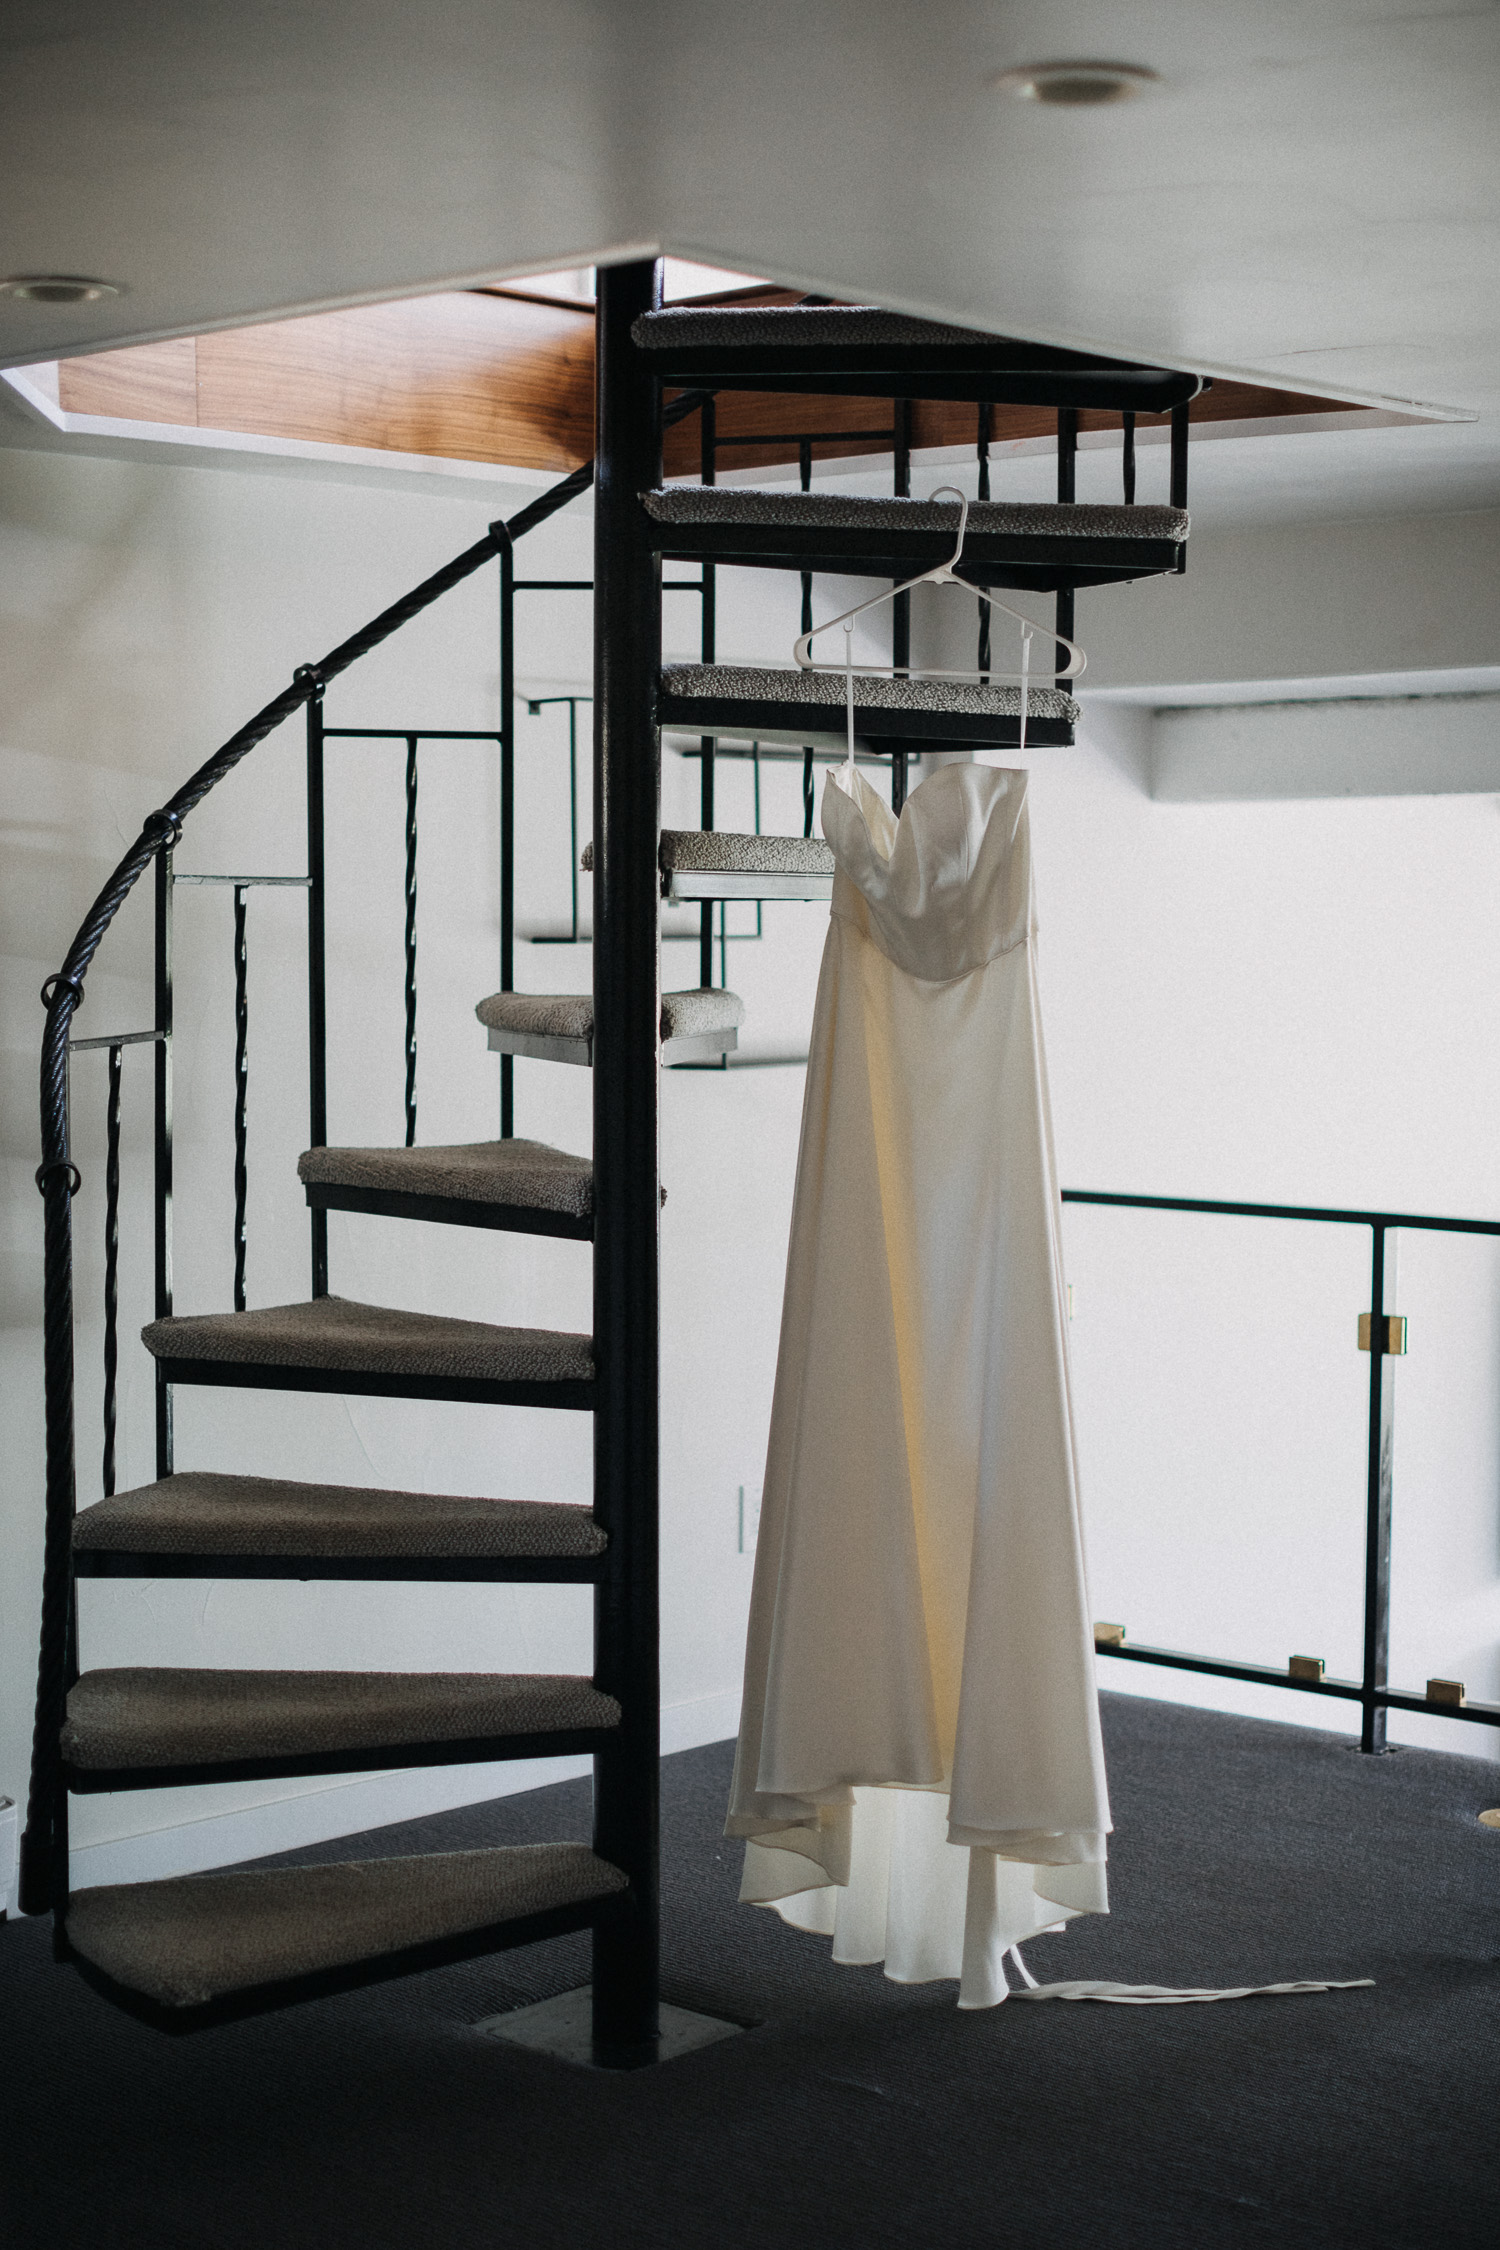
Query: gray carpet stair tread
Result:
<box><xmin>141</xmin><ymin>1296</ymin><xmax>593</xmax><ymax>1385</ymax></box>
<box><xmin>661</xmin><ymin>662</ymin><xmax>1080</xmax><ymax>725</ymax></box>
<box><xmin>634</xmin><ymin>306</ymin><xmax>1005</xmax><ymax>352</ymax></box>
<box><xmin>73</xmin><ymin>1472</ymin><xmax>606</xmax><ymax>1560</ymax></box>
<box><xmin>63</xmin><ymin>1668</ymin><xmax>621</xmax><ymax>1770</ymax></box>
<box><xmin>65</xmin><ymin>1843</ymin><xmax>628</xmax><ymax>2008</ymax></box>
<box><xmin>642</xmin><ymin>487</ymin><xmax>1188</xmax><ymax>543</ymax></box>
<box><xmin>582</xmin><ymin>832</ymin><xmax>833</xmax><ymax>878</ymax></box>
<box><xmin>662</xmin><ymin>828</ymin><xmax>833</xmax><ymax>876</ymax></box>
<box><xmin>475</xmin><ymin>988</ymin><xmax>745</xmax><ymax>1039</ymax></box>
<box><xmin>299</xmin><ymin>1138</ymin><xmax>593</xmax><ymax>1216</ymax></box>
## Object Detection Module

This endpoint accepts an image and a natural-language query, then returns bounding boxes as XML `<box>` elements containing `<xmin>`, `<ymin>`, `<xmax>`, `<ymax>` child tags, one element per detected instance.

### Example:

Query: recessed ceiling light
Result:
<box><xmin>993</xmin><ymin>61</ymin><xmax>1159</xmax><ymax>107</ymax></box>
<box><xmin>0</xmin><ymin>275</ymin><xmax>123</xmax><ymax>305</ymax></box>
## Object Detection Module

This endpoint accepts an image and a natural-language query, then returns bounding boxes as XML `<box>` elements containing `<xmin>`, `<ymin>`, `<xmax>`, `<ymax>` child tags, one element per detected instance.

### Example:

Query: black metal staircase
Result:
<box><xmin>20</xmin><ymin>454</ymin><xmax>651</xmax><ymax>2048</ymax></box>
<box><xmin>23</xmin><ymin>261</ymin><xmax>1199</xmax><ymax>2061</ymax></box>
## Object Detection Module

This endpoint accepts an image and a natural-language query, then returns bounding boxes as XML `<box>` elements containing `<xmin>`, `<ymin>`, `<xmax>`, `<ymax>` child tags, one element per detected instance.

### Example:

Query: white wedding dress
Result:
<box><xmin>728</xmin><ymin>754</ymin><xmax>1372</xmax><ymax>2015</ymax></box>
<box><xmin>727</xmin><ymin>758</ymin><xmax>1109</xmax><ymax>2008</ymax></box>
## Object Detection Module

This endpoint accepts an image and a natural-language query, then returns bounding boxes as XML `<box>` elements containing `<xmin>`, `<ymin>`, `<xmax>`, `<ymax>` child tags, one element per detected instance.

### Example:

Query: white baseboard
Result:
<box><xmin>661</xmin><ymin>1687</ymin><xmax>741</xmax><ymax>1756</ymax></box>
<box><xmin>67</xmin><ymin>1686</ymin><xmax>742</xmax><ymax>1893</ymax></box>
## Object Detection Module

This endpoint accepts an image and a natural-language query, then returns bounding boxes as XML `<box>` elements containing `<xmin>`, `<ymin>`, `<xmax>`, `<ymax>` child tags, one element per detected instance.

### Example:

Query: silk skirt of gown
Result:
<box><xmin>727</xmin><ymin>758</ymin><xmax>1111</xmax><ymax>2009</ymax></box>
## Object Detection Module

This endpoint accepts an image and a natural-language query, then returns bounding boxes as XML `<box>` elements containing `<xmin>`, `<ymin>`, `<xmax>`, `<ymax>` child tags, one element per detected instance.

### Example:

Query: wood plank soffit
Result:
<box><xmin>57</xmin><ymin>289</ymin><xmax>1372</xmax><ymax>476</ymax></box>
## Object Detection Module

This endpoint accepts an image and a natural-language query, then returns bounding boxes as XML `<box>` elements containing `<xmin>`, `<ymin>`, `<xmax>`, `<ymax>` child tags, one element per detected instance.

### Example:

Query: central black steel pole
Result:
<box><xmin>591</xmin><ymin>258</ymin><xmax>663</xmax><ymax>2067</ymax></box>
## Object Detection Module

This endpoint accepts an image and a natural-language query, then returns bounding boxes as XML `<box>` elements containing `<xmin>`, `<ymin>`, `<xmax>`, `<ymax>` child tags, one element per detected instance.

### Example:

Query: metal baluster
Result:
<box><xmin>1122</xmin><ymin>410</ymin><xmax>1137</xmax><ymax>506</ymax></box>
<box><xmin>1170</xmin><ymin>401</ymin><xmax>1190</xmax><ymax>574</ymax></box>
<box><xmin>800</xmin><ymin>440</ymin><xmax>816</xmax><ymax>829</ymax></box>
<box><xmin>977</xmin><ymin>403</ymin><xmax>992</xmax><ymax>679</ymax></box>
<box><xmin>154</xmin><ymin>843</ymin><xmax>175</xmax><ymax>1472</ymax></box>
<box><xmin>1055</xmin><ymin>408</ymin><xmax>1078</xmax><ymax>707</ymax></box>
<box><xmin>700</xmin><ymin>396</ymin><xmax>717</xmax><ymax>991</ymax></box>
<box><xmin>303</xmin><ymin>679</ymin><xmax>329</xmax><ymax>1297</ymax></box>
<box><xmin>1361</xmin><ymin>1223</ymin><xmax>1395</xmax><ymax>1753</ymax></box>
<box><xmin>527</xmin><ymin>696</ymin><xmax>591</xmax><ymax>944</ymax></box>
<box><xmin>568</xmin><ymin>700</ymin><xmax>580</xmax><ymax>942</ymax></box>
<box><xmin>404</xmin><ymin>736</ymin><xmax>418</xmax><ymax>1147</ymax></box>
<box><xmin>752</xmin><ymin>744</ymin><xmax>763</xmax><ymax>939</ymax></box>
<box><xmin>232</xmin><ymin>885</ymin><xmax>249</xmax><ymax>1311</ymax></box>
<box><xmin>891</xmin><ymin>399</ymin><xmax>911</xmax><ymax>812</ymax></box>
<box><xmin>102</xmin><ymin>1043</ymin><xmax>121</xmax><ymax>1496</ymax></box>
<box><xmin>499</xmin><ymin>534</ymin><xmax>516</xmax><ymax>1137</ymax></box>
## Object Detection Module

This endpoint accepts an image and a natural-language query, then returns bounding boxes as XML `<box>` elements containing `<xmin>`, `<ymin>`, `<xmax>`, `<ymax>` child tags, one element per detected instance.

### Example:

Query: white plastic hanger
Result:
<box><xmin>790</xmin><ymin>485</ymin><xmax>1086</xmax><ymax>770</ymax></box>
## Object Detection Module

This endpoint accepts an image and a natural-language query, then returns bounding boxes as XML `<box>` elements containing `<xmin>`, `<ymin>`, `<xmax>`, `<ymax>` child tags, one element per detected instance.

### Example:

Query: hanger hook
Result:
<box><xmin>926</xmin><ymin>484</ymin><xmax>970</xmax><ymax>574</ymax></box>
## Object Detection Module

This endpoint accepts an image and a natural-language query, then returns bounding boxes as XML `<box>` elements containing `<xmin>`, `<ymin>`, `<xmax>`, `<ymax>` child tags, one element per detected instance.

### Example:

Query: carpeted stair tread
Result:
<box><xmin>63</xmin><ymin>1668</ymin><xmax>621</xmax><ymax>1771</ymax></box>
<box><xmin>643</xmin><ymin>486</ymin><xmax>1187</xmax><ymax>543</ymax></box>
<box><xmin>475</xmin><ymin>988</ymin><xmax>745</xmax><ymax>1040</ymax></box>
<box><xmin>65</xmin><ymin>1843</ymin><xmax>628</xmax><ymax>2008</ymax></box>
<box><xmin>582</xmin><ymin>834</ymin><xmax>831</xmax><ymax>879</ymax></box>
<box><xmin>660</xmin><ymin>661</ymin><xmax>1080</xmax><ymax>725</ymax></box>
<box><xmin>141</xmin><ymin>1295</ymin><xmax>592</xmax><ymax>1385</ymax></box>
<box><xmin>634</xmin><ymin>306</ymin><xmax>1011</xmax><ymax>352</ymax></box>
<box><xmin>663</xmin><ymin>828</ymin><xmax>833</xmax><ymax>876</ymax></box>
<box><xmin>298</xmin><ymin>1138</ymin><xmax>593</xmax><ymax>1217</ymax></box>
<box><xmin>73</xmin><ymin>1472</ymin><xmax>606</xmax><ymax>1560</ymax></box>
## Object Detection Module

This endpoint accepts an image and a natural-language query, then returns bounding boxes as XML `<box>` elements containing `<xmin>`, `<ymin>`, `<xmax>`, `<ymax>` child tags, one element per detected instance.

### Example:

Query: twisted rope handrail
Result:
<box><xmin>21</xmin><ymin>457</ymin><xmax>594</xmax><ymax>1912</ymax></box>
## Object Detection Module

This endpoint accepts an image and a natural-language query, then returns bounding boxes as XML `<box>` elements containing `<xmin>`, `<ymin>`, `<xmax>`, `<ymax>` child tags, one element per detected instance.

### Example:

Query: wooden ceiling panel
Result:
<box><xmin>58</xmin><ymin>336</ymin><xmax>198</xmax><ymax>425</ymax></box>
<box><xmin>55</xmin><ymin>288</ymin><xmax>1367</xmax><ymax>478</ymax></box>
<box><xmin>194</xmin><ymin>293</ymin><xmax>594</xmax><ymax>470</ymax></box>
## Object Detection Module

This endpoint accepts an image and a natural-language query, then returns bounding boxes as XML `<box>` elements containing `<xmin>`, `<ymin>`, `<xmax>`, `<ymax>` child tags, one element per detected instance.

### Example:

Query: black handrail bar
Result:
<box><xmin>322</xmin><ymin>727</ymin><xmax>506</xmax><ymax>740</ymax></box>
<box><xmin>22</xmin><ymin>457</ymin><xmax>595</xmax><ymax>1914</ymax></box>
<box><xmin>1061</xmin><ymin>1187</ymin><xmax>1500</xmax><ymax>1237</ymax></box>
<box><xmin>1096</xmin><ymin>1637</ymin><xmax>1500</xmax><ymax>1729</ymax></box>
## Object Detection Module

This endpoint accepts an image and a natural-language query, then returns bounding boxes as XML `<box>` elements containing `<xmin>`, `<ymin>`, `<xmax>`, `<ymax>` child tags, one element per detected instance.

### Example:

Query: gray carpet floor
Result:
<box><xmin>3</xmin><ymin>1693</ymin><xmax>1498</xmax><ymax>2250</ymax></box>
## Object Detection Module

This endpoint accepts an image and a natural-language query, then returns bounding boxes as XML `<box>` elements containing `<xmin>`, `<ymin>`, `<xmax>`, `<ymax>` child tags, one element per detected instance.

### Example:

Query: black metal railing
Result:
<box><xmin>171</xmin><ymin>875</ymin><xmax>315</xmax><ymax>1313</ymax></box>
<box><xmin>310</xmin><ymin>730</ymin><xmax>507</xmax><ymax>1162</ymax></box>
<box><xmin>515</xmin><ymin>385</ymin><xmax>1172</xmax><ymax>978</ymax></box>
<box><xmin>524</xmin><ymin>695</ymin><xmax>593</xmax><ymax>944</ymax></box>
<box><xmin>1062</xmin><ymin>1187</ymin><xmax>1500</xmax><ymax>1748</ymax></box>
<box><xmin>403</xmin><ymin>742</ymin><xmax>418</xmax><ymax>1146</ymax></box>
<box><xmin>22</xmin><ymin>460</ymin><xmax>595</xmax><ymax>1914</ymax></box>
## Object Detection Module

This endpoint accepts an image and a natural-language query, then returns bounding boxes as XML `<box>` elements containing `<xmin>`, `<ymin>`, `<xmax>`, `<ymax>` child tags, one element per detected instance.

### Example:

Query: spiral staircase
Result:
<box><xmin>22</xmin><ymin>262</ymin><xmax>1197</xmax><ymax>2063</ymax></box>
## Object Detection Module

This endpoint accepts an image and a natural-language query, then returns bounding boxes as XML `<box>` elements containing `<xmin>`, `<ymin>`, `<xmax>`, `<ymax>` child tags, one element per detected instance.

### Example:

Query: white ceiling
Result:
<box><xmin>2</xmin><ymin>0</ymin><xmax>1498</xmax><ymax>523</ymax></box>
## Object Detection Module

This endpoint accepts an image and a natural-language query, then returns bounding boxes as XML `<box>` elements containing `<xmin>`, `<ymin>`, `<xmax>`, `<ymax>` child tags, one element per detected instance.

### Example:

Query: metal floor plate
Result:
<box><xmin>474</xmin><ymin>1984</ymin><xmax>744</xmax><ymax>2067</ymax></box>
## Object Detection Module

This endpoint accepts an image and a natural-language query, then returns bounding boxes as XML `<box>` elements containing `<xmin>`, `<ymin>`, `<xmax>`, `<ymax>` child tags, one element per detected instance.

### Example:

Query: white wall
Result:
<box><xmin>1151</xmin><ymin>693</ymin><xmax>1500</xmax><ymax>800</ymax></box>
<box><xmin>1023</xmin><ymin>705</ymin><xmax>1500</xmax><ymax>1753</ymax></box>
<box><xmin>4</xmin><ymin>451</ymin><xmax>1498</xmax><ymax>1902</ymax></box>
<box><xmin>916</xmin><ymin>503</ymin><xmax>1500</xmax><ymax>695</ymax></box>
